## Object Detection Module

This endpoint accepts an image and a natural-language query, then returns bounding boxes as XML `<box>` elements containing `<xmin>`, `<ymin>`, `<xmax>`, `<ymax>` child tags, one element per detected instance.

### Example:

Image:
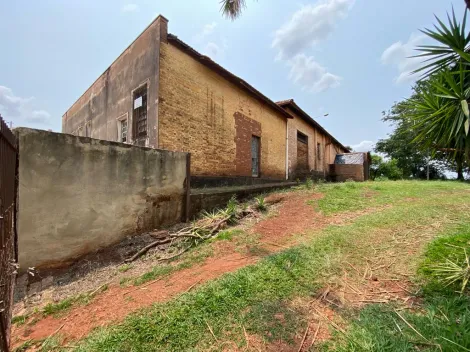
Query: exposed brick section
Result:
<box><xmin>329</xmin><ymin>164</ymin><xmax>365</xmax><ymax>182</ymax></box>
<box><xmin>158</xmin><ymin>42</ymin><xmax>287</xmax><ymax>179</ymax></box>
<box><xmin>234</xmin><ymin>112</ymin><xmax>261</xmax><ymax>176</ymax></box>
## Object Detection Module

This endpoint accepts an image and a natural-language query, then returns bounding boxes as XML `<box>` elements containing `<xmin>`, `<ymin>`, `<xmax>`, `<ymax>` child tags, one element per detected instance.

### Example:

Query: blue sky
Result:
<box><xmin>0</xmin><ymin>0</ymin><xmax>465</xmax><ymax>151</ymax></box>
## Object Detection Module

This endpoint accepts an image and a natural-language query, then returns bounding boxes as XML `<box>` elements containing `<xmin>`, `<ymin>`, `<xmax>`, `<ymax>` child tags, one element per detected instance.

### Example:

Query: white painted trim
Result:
<box><xmin>116</xmin><ymin>113</ymin><xmax>129</xmax><ymax>143</ymax></box>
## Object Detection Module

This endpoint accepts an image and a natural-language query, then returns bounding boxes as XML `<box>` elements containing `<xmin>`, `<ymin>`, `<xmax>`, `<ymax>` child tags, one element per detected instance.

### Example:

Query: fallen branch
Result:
<box><xmin>158</xmin><ymin>246</ymin><xmax>192</xmax><ymax>262</ymax></box>
<box><xmin>310</xmin><ymin>323</ymin><xmax>321</xmax><ymax>348</ymax></box>
<box><xmin>125</xmin><ymin>238</ymin><xmax>173</xmax><ymax>263</ymax></box>
<box><xmin>297</xmin><ymin>324</ymin><xmax>309</xmax><ymax>352</ymax></box>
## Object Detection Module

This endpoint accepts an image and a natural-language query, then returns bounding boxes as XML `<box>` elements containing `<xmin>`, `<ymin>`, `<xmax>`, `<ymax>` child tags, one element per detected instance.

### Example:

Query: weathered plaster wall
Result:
<box><xmin>16</xmin><ymin>128</ymin><xmax>187</xmax><ymax>270</ymax></box>
<box><xmin>158</xmin><ymin>42</ymin><xmax>287</xmax><ymax>179</ymax></box>
<box><xmin>62</xmin><ymin>16</ymin><xmax>168</xmax><ymax>147</ymax></box>
<box><xmin>286</xmin><ymin>107</ymin><xmax>345</xmax><ymax>179</ymax></box>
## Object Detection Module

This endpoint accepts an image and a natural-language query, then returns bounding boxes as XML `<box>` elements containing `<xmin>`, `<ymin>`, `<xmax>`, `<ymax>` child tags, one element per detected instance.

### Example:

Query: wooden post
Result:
<box><xmin>184</xmin><ymin>153</ymin><xmax>191</xmax><ymax>222</ymax></box>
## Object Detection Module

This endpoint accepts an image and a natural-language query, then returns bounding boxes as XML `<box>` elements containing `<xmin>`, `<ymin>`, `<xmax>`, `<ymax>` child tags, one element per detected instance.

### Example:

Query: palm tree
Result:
<box><xmin>220</xmin><ymin>0</ymin><xmax>247</xmax><ymax>20</ymax></box>
<box><xmin>407</xmin><ymin>7</ymin><xmax>470</xmax><ymax>173</ymax></box>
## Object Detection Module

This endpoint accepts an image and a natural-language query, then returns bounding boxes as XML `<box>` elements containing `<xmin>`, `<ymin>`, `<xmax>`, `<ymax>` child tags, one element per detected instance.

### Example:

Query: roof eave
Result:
<box><xmin>277</xmin><ymin>100</ymin><xmax>348</xmax><ymax>152</ymax></box>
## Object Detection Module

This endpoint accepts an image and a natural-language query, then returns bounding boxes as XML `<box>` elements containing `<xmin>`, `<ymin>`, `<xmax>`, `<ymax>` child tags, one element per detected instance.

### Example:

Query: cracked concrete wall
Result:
<box><xmin>16</xmin><ymin>128</ymin><xmax>187</xmax><ymax>270</ymax></box>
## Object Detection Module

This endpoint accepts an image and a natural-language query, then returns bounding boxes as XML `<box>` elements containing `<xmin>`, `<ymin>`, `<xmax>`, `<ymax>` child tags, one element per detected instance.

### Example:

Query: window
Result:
<box><xmin>117</xmin><ymin>114</ymin><xmax>129</xmax><ymax>143</ymax></box>
<box><xmin>317</xmin><ymin>143</ymin><xmax>322</xmax><ymax>160</ymax></box>
<box><xmin>297</xmin><ymin>131</ymin><xmax>308</xmax><ymax>144</ymax></box>
<box><xmin>133</xmin><ymin>85</ymin><xmax>148</xmax><ymax>139</ymax></box>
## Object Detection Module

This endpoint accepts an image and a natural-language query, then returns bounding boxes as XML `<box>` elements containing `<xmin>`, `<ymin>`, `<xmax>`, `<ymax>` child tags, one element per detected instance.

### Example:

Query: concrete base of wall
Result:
<box><xmin>190</xmin><ymin>182</ymin><xmax>297</xmax><ymax>218</ymax></box>
<box><xmin>290</xmin><ymin>170</ymin><xmax>326</xmax><ymax>182</ymax></box>
<box><xmin>191</xmin><ymin>176</ymin><xmax>289</xmax><ymax>189</ymax></box>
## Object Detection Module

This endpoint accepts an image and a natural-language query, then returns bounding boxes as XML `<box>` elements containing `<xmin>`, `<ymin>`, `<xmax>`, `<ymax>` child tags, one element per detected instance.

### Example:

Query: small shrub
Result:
<box><xmin>420</xmin><ymin>227</ymin><xmax>470</xmax><ymax>294</ymax></box>
<box><xmin>305</xmin><ymin>178</ymin><xmax>313</xmax><ymax>189</ymax></box>
<box><xmin>254</xmin><ymin>196</ymin><xmax>267</xmax><ymax>212</ymax></box>
<box><xmin>431</xmin><ymin>248</ymin><xmax>470</xmax><ymax>294</ymax></box>
<box><xmin>225</xmin><ymin>195</ymin><xmax>238</xmax><ymax>218</ymax></box>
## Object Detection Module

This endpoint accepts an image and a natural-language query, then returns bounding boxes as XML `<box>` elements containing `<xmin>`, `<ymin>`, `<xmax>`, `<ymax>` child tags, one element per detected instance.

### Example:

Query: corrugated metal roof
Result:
<box><xmin>335</xmin><ymin>153</ymin><xmax>365</xmax><ymax>164</ymax></box>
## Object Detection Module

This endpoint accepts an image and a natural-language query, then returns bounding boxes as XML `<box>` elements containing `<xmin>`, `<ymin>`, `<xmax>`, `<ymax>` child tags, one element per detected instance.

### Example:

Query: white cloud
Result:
<box><xmin>0</xmin><ymin>85</ymin><xmax>51</xmax><ymax>127</ymax></box>
<box><xmin>204</xmin><ymin>42</ymin><xmax>223</xmax><ymax>60</ymax></box>
<box><xmin>351</xmin><ymin>140</ymin><xmax>375</xmax><ymax>152</ymax></box>
<box><xmin>381</xmin><ymin>32</ymin><xmax>427</xmax><ymax>83</ymax></box>
<box><xmin>30</xmin><ymin>110</ymin><xmax>51</xmax><ymax>124</ymax></box>
<box><xmin>203</xmin><ymin>22</ymin><xmax>217</xmax><ymax>36</ymax></box>
<box><xmin>272</xmin><ymin>0</ymin><xmax>355</xmax><ymax>60</ymax></box>
<box><xmin>121</xmin><ymin>3</ymin><xmax>139</xmax><ymax>13</ymax></box>
<box><xmin>288</xmin><ymin>54</ymin><xmax>342</xmax><ymax>93</ymax></box>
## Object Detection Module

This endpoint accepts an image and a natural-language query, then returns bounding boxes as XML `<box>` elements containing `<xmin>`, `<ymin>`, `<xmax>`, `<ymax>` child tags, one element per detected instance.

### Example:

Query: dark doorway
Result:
<box><xmin>297</xmin><ymin>131</ymin><xmax>309</xmax><ymax>175</ymax></box>
<box><xmin>132</xmin><ymin>85</ymin><xmax>148</xmax><ymax>145</ymax></box>
<box><xmin>251</xmin><ymin>136</ymin><xmax>260</xmax><ymax>177</ymax></box>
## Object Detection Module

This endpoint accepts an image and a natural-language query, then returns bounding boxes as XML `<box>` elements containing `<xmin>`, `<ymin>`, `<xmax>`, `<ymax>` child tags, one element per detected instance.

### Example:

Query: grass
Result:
<box><xmin>314</xmin><ymin>180</ymin><xmax>467</xmax><ymax>214</ymax></box>
<box><xmin>419</xmin><ymin>223</ymin><xmax>470</xmax><ymax>294</ymax></box>
<box><xmin>41</xmin><ymin>284</ymin><xmax>110</xmax><ymax>318</ymax></box>
<box><xmin>42</xmin><ymin>294</ymin><xmax>91</xmax><ymax>317</ymax></box>
<box><xmin>132</xmin><ymin>244</ymin><xmax>214</xmax><ymax>286</ymax></box>
<box><xmin>324</xmin><ymin>221</ymin><xmax>470</xmax><ymax>352</ymax></box>
<box><xmin>11</xmin><ymin>314</ymin><xmax>28</xmax><ymax>326</ymax></box>
<box><xmin>20</xmin><ymin>181</ymin><xmax>465</xmax><ymax>351</ymax></box>
<box><xmin>62</xmin><ymin>181</ymin><xmax>470</xmax><ymax>352</ymax></box>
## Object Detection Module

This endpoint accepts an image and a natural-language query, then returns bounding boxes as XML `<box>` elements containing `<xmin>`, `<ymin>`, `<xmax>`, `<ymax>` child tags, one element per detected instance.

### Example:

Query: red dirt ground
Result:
<box><xmin>10</xmin><ymin>191</ymin><xmax>360</xmax><ymax>348</ymax></box>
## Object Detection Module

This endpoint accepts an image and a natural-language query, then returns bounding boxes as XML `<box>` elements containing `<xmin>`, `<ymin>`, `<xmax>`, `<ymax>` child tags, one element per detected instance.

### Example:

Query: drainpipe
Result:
<box><xmin>285</xmin><ymin>119</ymin><xmax>289</xmax><ymax>180</ymax></box>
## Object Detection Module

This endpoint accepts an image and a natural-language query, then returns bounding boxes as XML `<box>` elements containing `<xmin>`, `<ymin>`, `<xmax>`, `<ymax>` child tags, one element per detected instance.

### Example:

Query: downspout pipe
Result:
<box><xmin>285</xmin><ymin>118</ymin><xmax>289</xmax><ymax>180</ymax></box>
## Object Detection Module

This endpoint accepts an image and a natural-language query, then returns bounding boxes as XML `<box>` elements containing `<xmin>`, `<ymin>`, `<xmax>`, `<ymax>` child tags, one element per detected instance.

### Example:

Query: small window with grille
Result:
<box><xmin>117</xmin><ymin>114</ymin><xmax>129</xmax><ymax>143</ymax></box>
<box><xmin>133</xmin><ymin>85</ymin><xmax>148</xmax><ymax>139</ymax></box>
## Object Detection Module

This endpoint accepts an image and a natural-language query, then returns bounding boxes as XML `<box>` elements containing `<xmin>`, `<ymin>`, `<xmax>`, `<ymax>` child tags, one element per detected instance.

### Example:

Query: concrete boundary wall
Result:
<box><xmin>16</xmin><ymin>128</ymin><xmax>188</xmax><ymax>270</ymax></box>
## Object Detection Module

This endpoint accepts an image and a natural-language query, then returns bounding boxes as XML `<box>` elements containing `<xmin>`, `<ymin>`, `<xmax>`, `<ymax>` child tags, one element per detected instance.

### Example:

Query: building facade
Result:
<box><xmin>62</xmin><ymin>15</ymin><xmax>348</xmax><ymax>183</ymax></box>
<box><xmin>277</xmin><ymin>100</ymin><xmax>349</xmax><ymax>180</ymax></box>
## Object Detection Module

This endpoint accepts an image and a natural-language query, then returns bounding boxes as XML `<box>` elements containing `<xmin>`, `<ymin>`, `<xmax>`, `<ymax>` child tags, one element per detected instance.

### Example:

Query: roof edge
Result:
<box><xmin>167</xmin><ymin>34</ymin><xmax>293</xmax><ymax>120</ymax></box>
<box><xmin>277</xmin><ymin>99</ymin><xmax>348</xmax><ymax>152</ymax></box>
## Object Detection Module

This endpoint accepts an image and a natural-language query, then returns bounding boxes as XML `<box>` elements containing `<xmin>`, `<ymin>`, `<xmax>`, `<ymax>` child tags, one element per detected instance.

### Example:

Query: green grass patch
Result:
<box><xmin>56</xmin><ymin>181</ymin><xmax>470</xmax><ymax>351</ymax></box>
<box><xmin>42</xmin><ymin>294</ymin><xmax>91</xmax><ymax>317</ymax></box>
<box><xmin>133</xmin><ymin>265</ymin><xmax>174</xmax><ymax>286</ymax></box>
<box><xmin>419</xmin><ymin>223</ymin><xmax>470</xmax><ymax>294</ymax></box>
<box><xmin>315</xmin><ymin>180</ymin><xmax>469</xmax><ymax>214</ymax></box>
<box><xmin>213</xmin><ymin>229</ymin><xmax>244</xmax><ymax>242</ymax></box>
<box><xmin>11</xmin><ymin>314</ymin><xmax>28</xmax><ymax>326</ymax></box>
<box><xmin>132</xmin><ymin>245</ymin><xmax>214</xmax><ymax>286</ymax></box>
<box><xmin>324</xmin><ymin>296</ymin><xmax>470</xmax><ymax>351</ymax></box>
<box><xmin>325</xmin><ymin>220</ymin><xmax>470</xmax><ymax>351</ymax></box>
<box><xmin>117</xmin><ymin>263</ymin><xmax>133</xmax><ymax>273</ymax></box>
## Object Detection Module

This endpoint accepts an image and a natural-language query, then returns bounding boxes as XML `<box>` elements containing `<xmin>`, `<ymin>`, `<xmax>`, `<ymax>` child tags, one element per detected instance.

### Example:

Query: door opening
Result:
<box><xmin>251</xmin><ymin>136</ymin><xmax>260</xmax><ymax>177</ymax></box>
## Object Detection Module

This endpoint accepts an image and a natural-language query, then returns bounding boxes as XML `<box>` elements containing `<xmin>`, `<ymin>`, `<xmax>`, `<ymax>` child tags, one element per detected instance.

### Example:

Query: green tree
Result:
<box><xmin>376</xmin><ymin>87</ymin><xmax>449</xmax><ymax>180</ymax></box>
<box><xmin>369</xmin><ymin>154</ymin><xmax>404</xmax><ymax>181</ymax></box>
<box><xmin>407</xmin><ymin>8</ymin><xmax>470</xmax><ymax>171</ymax></box>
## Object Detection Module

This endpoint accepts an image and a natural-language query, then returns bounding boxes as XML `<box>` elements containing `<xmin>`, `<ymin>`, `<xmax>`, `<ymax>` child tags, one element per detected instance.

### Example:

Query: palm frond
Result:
<box><xmin>220</xmin><ymin>0</ymin><xmax>247</xmax><ymax>20</ymax></box>
<box><xmin>412</xmin><ymin>8</ymin><xmax>470</xmax><ymax>78</ymax></box>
